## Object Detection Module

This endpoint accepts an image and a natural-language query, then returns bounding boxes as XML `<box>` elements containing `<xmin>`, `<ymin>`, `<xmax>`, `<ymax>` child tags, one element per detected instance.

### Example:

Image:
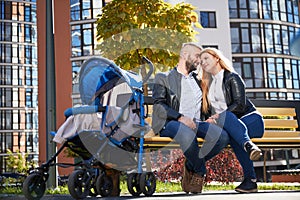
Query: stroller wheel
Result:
<box><xmin>67</xmin><ymin>170</ymin><xmax>91</xmax><ymax>199</ymax></box>
<box><xmin>22</xmin><ymin>173</ymin><xmax>46</xmax><ymax>200</ymax></box>
<box><xmin>139</xmin><ymin>172</ymin><xmax>156</xmax><ymax>196</ymax></box>
<box><xmin>96</xmin><ymin>173</ymin><xmax>113</xmax><ymax>197</ymax></box>
<box><xmin>88</xmin><ymin>174</ymin><xmax>98</xmax><ymax>197</ymax></box>
<box><xmin>127</xmin><ymin>173</ymin><xmax>142</xmax><ymax>197</ymax></box>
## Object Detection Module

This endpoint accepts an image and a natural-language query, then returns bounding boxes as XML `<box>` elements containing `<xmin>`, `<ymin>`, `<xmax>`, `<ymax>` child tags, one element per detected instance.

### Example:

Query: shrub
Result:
<box><xmin>151</xmin><ymin>149</ymin><xmax>243</xmax><ymax>184</ymax></box>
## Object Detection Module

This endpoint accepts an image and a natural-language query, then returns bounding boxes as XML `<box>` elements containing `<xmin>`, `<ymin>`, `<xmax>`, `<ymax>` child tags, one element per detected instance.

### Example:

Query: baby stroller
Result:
<box><xmin>22</xmin><ymin>56</ymin><xmax>156</xmax><ymax>199</ymax></box>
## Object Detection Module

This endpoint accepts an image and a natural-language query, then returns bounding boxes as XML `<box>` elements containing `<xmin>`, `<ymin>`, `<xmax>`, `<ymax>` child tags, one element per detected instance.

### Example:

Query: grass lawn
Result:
<box><xmin>1</xmin><ymin>181</ymin><xmax>299</xmax><ymax>195</ymax></box>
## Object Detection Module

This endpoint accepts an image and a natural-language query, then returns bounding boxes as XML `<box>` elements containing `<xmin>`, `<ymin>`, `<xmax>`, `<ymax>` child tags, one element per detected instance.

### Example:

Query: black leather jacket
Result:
<box><xmin>208</xmin><ymin>70</ymin><xmax>256</xmax><ymax>119</ymax></box>
<box><xmin>151</xmin><ymin>68</ymin><xmax>201</xmax><ymax>134</ymax></box>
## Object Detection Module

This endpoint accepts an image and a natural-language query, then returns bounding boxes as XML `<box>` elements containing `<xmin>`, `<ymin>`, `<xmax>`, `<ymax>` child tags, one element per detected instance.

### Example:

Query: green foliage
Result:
<box><xmin>46</xmin><ymin>186</ymin><xmax>69</xmax><ymax>195</ymax></box>
<box><xmin>0</xmin><ymin>185</ymin><xmax>22</xmax><ymax>194</ymax></box>
<box><xmin>95</xmin><ymin>0</ymin><xmax>198</xmax><ymax>72</ymax></box>
<box><xmin>5</xmin><ymin>149</ymin><xmax>37</xmax><ymax>175</ymax></box>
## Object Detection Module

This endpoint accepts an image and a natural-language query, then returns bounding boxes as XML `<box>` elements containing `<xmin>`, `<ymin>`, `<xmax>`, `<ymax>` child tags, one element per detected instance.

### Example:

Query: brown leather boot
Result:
<box><xmin>188</xmin><ymin>173</ymin><xmax>204</xmax><ymax>194</ymax></box>
<box><xmin>181</xmin><ymin>163</ymin><xmax>193</xmax><ymax>193</ymax></box>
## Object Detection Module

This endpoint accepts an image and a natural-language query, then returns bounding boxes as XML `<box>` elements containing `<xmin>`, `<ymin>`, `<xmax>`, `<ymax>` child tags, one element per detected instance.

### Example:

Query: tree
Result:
<box><xmin>95</xmin><ymin>0</ymin><xmax>198</xmax><ymax>72</ymax></box>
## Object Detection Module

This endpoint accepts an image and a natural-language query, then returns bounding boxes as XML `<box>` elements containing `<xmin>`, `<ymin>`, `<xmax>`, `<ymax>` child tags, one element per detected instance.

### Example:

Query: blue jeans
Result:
<box><xmin>160</xmin><ymin>120</ymin><xmax>229</xmax><ymax>176</ymax></box>
<box><xmin>216</xmin><ymin>111</ymin><xmax>250</xmax><ymax>147</ymax></box>
<box><xmin>217</xmin><ymin>111</ymin><xmax>264</xmax><ymax>179</ymax></box>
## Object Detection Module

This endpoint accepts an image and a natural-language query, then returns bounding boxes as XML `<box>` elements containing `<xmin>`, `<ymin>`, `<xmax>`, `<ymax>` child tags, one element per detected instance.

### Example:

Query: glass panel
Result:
<box><xmin>242</xmin><ymin>28</ymin><xmax>249</xmax><ymax>42</ymax></box>
<box><xmin>229</xmin><ymin>0</ymin><xmax>237</xmax><ymax>8</ymax></box>
<box><xmin>229</xmin><ymin>0</ymin><xmax>237</xmax><ymax>18</ymax></box>
<box><xmin>240</xmin><ymin>9</ymin><xmax>248</xmax><ymax>18</ymax></box>
<box><xmin>239</xmin><ymin>0</ymin><xmax>247</xmax><ymax>8</ymax></box>
<box><xmin>71</xmin><ymin>25</ymin><xmax>81</xmax><ymax>56</ymax></box>
<box><xmin>243</xmin><ymin>63</ymin><xmax>252</xmax><ymax>78</ymax></box>
<box><xmin>244</xmin><ymin>79</ymin><xmax>253</xmax><ymax>87</ymax></box>
<box><xmin>267</xmin><ymin>59</ymin><xmax>276</xmax><ymax>88</ymax></box>
<box><xmin>254</xmin><ymin>61</ymin><xmax>263</xmax><ymax>78</ymax></box>
<box><xmin>249</xmin><ymin>0</ymin><xmax>258</xmax><ymax>18</ymax></box>
<box><xmin>70</xmin><ymin>0</ymin><xmax>80</xmax><ymax>21</ymax></box>
<box><xmin>231</xmin><ymin>27</ymin><xmax>239</xmax><ymax>43</ymax></box>
<box><xmin>83</xmin><ymin>29</ymin><xmax>92</xmax><ymax>45</ymax></box>
<box><xmin>279</xmin><ymin>0</ymin><xmax>287</xmax><ymax>21</ymax></box>
<box><xmin>251</xmin><ymin>24</ymin><xmax>261</xmax><ymax>52</ymax></box>
<box><xmin>233</xmin><ymin>62</ymin><xmax>242</xmax><ymax>75</ymax></box>
<box><xmin>265</xmin><ymin>24</ymin><xmax>274</xmax><ymax>53</ymax></box>
<box><xmin>200</xmin><ymin>12</ymin><xmax>209</xmax><ymax>28</ymax></box>
<box><xmin>82</xmin><ymin>0</ymin><xmax>91</xmax><ymax>19</ymax></box>
<box><xmin>271</xmin><ymin>0</ymin><xmax>279</xmax><ymax>20</ymax></box>
<box><xmin>255</xmin><ymin>79</ymin><xmax>263</xmax><ymax>87</ymax></box>
<box><xmin>92</xmin><ymin>0</ymin><xmax>103</xmax><ymax>18</ymax></box>
<box><xmin>231</xmin><ymin>44</ymin><xmax>240</xmax><ymax>53</ymax></box>
<box><xmin>242</xmin><ymin>44</ymin><xmax>250</xmax><ymax>52</ymax></box>
<box><xmin>263</xmin><ymin>0</ymin><xmax>271</xmax><ymax>19</ymax></box>
<box><xmin>208</xmin><ymin>12</ymin><xmax>216</xmax><ymax>27</ymax></box>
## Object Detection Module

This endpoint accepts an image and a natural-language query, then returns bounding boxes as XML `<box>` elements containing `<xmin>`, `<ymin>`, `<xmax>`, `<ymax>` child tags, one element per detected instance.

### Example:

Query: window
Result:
<box><xmin>233</xmin><ymin>57</ymin><xmax>265</xmax><ymax>89</ymax></box>
<box><xmin>229</xmin><ymin>0</ymin><xmax>259</xmax><ymax>18</ymax></box>
<box><xmin>70</xmin><ymin>0</ymin><xmax>103</xmax><ymax>21</ymax></box>
<box><xmin>200</xmin><ymin>11</ymin><xmax>216</xmax><ymax>28</ymax></box>
<box><xmin>202</xmin><ymin>45</ymin><xmax>218</xmax><ymax>49</ymax></box>
<box><xmin>262</xmin><ymin>0</ymin><xmax>300</xmax><ymax>23</ymax></box>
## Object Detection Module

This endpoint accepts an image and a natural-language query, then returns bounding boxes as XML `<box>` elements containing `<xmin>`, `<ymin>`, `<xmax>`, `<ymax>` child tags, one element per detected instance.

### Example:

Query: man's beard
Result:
<box><xmin>185</xmin><ymin>57</ymin><xmax>197</xmax><ymax>73</ymax></box>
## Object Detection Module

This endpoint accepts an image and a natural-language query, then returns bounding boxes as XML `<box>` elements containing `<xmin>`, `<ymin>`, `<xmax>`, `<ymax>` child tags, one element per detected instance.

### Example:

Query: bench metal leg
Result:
<box><xmin>263</xmin><ymin>150</ymin><xmax>267</xmax><ymax>182</ymax></box>
<box><xmin>145</xmin><ymin>149</ymin><xmax>152</xmax><ymax>172</ymax></box>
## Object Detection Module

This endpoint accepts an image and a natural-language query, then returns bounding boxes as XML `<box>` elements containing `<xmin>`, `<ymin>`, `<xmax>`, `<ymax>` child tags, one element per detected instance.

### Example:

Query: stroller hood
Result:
<box><xmin>79</xmin><ymin>56</ymin><xmax>143</xmax><ymax>105</ymax></box>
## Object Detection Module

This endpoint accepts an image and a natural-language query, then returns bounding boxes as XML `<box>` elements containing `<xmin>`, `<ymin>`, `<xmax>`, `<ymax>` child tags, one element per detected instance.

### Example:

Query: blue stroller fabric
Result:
<box><xmin>79</xmin><ymin>56</ymin><xmax>143</xmax><ymax>106</ymax></box>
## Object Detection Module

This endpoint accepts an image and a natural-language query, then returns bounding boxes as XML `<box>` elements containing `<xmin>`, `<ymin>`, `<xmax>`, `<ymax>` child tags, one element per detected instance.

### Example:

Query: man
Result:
<box><xmin>152</xmin><ymin>42</ymin><xmax>229</xmax><ymax>193</ymax></box>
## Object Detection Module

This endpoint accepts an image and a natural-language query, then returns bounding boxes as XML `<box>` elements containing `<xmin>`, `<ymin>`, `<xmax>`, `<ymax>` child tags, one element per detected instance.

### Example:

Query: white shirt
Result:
<box><xmin>208</xmin><ymin>69</ymin><xmax>228</xmax><ymax>114</ymax></box>
<box><xmin>179</xmin><ymin>72</ymin><xmax>202</xmax><ymax>120</ymax></box>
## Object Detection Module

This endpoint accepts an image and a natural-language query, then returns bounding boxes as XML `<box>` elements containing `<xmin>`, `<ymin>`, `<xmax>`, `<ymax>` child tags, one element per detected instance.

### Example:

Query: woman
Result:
<box><xmin>199</xmin><ymin>48</ymin><xmax>264</xmax><ymax>193</ymax></box>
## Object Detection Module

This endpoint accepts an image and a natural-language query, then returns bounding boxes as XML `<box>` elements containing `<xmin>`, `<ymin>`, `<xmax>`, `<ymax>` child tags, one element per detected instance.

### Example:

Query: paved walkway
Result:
<box><xmin>2</xmin><ymin>190</ymin><xmax>300</xmax><ymax>200</ymax></box>
<box><xmin>1</xmin><ymin>182</ymin><xmax>299</xmax><ymax>199</ymax></box>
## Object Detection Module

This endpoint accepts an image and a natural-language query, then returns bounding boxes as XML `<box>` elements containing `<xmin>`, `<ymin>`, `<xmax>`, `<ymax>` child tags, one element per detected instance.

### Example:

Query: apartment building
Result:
<box><xmin>1</xmin><ymin>0</ymin><xmax>300</xmax><ymax>181</ymax></box>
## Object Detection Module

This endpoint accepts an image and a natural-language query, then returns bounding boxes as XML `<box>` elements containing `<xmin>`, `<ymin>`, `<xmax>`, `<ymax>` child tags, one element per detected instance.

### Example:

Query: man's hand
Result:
<box><xmin>178</xmin><ymin>116</ymin><xmax>196</xmax><ymax>130</ymax></box>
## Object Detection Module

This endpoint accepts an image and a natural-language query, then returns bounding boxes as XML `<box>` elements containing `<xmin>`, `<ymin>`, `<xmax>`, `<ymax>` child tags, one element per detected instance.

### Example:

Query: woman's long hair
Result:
<box><xmin>199</xmin><ymin>48</ymin><xmax>235</xmax><ymax>113</ymax></box>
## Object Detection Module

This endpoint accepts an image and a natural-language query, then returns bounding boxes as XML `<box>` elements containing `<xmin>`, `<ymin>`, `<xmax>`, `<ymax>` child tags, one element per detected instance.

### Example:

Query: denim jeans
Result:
<box><xmin>160</xmin><ymin>120</ymin><xmax>229</xmax><ymax>176</ymax></box>
<box><xmin>218</xmin><ymin>111</ymin><xmax>264</xmax><ymax>179</ymax></box>
<box><xmin>216</xmin><ymin>111</ymin><xmax>250</xmax><ymax>147</ymax></box>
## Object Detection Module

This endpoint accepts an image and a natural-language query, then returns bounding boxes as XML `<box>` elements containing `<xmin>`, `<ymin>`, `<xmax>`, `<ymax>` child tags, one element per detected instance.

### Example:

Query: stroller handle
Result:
<box><xmin>64</xmin><ymin>105</ymin><xmax>106</xmax><ymax>118</ymax></box>
<box><xmin>142</xmin><ymin>56</ymin><xmax>154</xmax><ymax>83</ymax></box>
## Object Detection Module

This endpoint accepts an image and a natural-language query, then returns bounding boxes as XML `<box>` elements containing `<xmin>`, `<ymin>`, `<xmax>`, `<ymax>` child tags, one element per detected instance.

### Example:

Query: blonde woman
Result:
<box><xmin>152</xmin><ymin>43</ymin><xmax>230</xmax><ymax>194</ymax></box>
<box><xmin>199</xmin><ymin>48</ymin><xmax>264</xmax><ymax>193</ymax></box>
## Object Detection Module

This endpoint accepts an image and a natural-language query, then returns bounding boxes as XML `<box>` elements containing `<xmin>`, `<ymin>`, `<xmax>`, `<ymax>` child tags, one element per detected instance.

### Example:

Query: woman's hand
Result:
<box><xmin>206</xmin><ymin>114</ymin><xmax>219</xmax><ymax>124</ymax></box>
<box><xmin>178</xmin><ymin>116</ymin><xmax>197</xmax><ymax>130</ymax></box>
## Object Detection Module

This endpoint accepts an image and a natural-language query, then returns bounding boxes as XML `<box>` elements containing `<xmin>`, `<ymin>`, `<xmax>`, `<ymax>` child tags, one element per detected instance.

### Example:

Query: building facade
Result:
<box><xmin>0</xmin><ymin>0</ymin><xmax>38</xmax><ymax>172</ymax></box>
<box><xmin>1</xmin><ymin>0</ymin><xmax>300</xmax><ymax>181</ymax></box>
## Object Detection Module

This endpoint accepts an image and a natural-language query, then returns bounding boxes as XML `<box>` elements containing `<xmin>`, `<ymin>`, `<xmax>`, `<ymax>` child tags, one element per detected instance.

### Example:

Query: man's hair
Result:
<box><xmin>180</xmin><ymin>42</ymin><xmax>203</xmax><ymax>56</ymax></box>
<box><xmin>181</xmin><ymin>42</ymin><xmax>203</xmax><ymax>51</ymax></box>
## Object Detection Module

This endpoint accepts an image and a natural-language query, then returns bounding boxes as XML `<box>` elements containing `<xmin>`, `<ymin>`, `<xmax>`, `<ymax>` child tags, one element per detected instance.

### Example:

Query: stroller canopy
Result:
<box><xmin>79</xmin><ymin>56</ymin><xmax>143</xmax><ymax>105</ymax></box>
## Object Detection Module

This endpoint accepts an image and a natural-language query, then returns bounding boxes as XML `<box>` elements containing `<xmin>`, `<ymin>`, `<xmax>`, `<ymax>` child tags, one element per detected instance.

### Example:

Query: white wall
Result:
<box><xmin>166</xmin><ymin>0</ymin><xmax>232</xmax><ymax>59</ymax></box>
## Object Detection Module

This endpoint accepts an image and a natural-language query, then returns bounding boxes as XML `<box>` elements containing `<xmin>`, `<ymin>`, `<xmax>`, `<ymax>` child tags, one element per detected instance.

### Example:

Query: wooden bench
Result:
<box><xmin>143</xmin><ymin>99</ymin><xmax>300</xmax><ymax>149</ymax></box>
<box><xmin>142</xmin><ymin>98</ymin><xmax>300</xmax><ymax>181</ymax></box>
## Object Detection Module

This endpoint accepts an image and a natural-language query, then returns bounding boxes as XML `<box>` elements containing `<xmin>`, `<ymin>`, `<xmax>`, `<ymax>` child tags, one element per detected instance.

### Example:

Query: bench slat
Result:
<box><xmin>144</xmin><ymin>136</ymin><xmax>300</xmax><ymax>148</ymax></box>
<box><xmin>257</xmin><ymin>107</ymin><xmax>296</xmax><ymax>116</ymax></box>
<box><xmin>263</xmin><ymin>131</ymin><xmax>300</xmax><ymax>137</ymax></box>
<box><xmin>264</xmin><ymin>119</ymin><xmax>298</xmax><ymax>129</ymax></box>
<box><xmin>252</xmin><ymin>137</ymin><xmax>300</xmax><ymax>144</ymax></box>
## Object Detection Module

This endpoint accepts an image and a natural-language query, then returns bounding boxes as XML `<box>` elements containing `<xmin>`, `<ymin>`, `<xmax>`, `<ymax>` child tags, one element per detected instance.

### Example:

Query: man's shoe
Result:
<box><xmin>181</xmin><ymin>163</ymin><xmax>193</xmax><ymax>193</ymax></box>
<box><xmin>235</xmin><ymin>178</ymin><xmax>258</xmax><ymax>193</ymax></box>
<box><xmin>244</xmin><ymin>141</ymin><xmax>262</xmax><ymax>161</ymax></box>
<box><xmin>188</xmin><ymin>173</ymin><xmax>204</xmax><ymax>194</ymax></box>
